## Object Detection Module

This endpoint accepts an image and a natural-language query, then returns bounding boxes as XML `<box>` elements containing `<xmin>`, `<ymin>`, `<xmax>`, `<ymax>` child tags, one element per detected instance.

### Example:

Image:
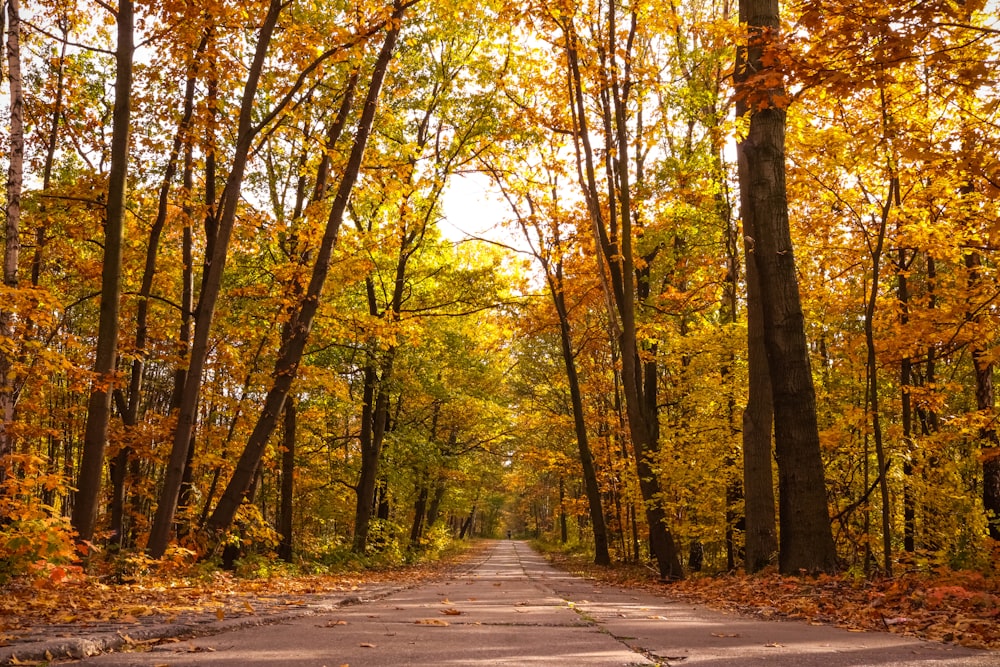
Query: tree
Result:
<box><xmin>71</xmin><ymin>0</ymin><xmax>133</xmax><ymax>543</ymax></box>
<box><xmin>0</xmin><ymin>0</ymin><xmax>24</xmax><ymax>496</ymax></box>
<box><xmin>734</xmin><ymin>0</ymin><xmax>837</xmax><ymax>573</ymax></box>
<box><xmin>490</xmin><ymin>153</ymin><xmax>612</xmax><ymax>565</ymax></box>
<box><xmin>206</xmin><ymin>1</ymin><xmax>407</xmax><ymax>540</ymax></box>
<box><xmin>559</xmin><ymin>1</ymin><xmax>685</xmax><ymax>580</ymax></box>
<box><xmin>147</xmin><ymin>0</ymin><xmax>286</xmax><ymax>558</ymax></box>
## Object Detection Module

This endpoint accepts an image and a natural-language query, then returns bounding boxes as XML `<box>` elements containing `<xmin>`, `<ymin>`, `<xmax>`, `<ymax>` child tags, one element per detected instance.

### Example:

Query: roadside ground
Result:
<box><xmin>542</xmin><ymin>548</ymin><xmax>1000</xmax><ymax>652</ymax></box>
<box><xmin>0</xmin><ymin>544</ymin><xmax>489</xmax><ymax>665</ymax></box>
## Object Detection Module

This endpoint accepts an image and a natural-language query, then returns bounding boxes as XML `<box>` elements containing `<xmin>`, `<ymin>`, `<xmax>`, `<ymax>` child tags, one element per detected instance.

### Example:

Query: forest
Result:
<box><xmin>0</xmin><ymin>0</ymin><xmax>998</xmax><ymax>587</ymax></box>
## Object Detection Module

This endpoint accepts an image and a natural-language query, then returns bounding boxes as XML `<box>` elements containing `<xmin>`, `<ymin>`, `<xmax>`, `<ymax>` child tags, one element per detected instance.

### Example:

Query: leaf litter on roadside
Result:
<box><xmin>544</xmin><ymin>552</ymin><xmax>1000</xmax><ymax>650</ymax></box>
<box><xmin>0</xmin><ymin>547</ymin><xmax>483</xmax><ymax>642</ymax></box>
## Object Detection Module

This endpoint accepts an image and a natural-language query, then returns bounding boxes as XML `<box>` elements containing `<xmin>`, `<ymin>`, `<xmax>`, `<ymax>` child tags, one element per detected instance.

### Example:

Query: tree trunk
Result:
<box><xmin>409</xmin><ymin>483</ymin><xmax>428</xmax><ymax>546</ymax></box>
<box><xmin>426</xmin><ymin>481</ymin><xmax>446</xmax><ymax>529</ymax></box>
<box><xmin>71</xmin><ymin>0</ymin><xmax>133</xmax><ymax>542</ymax></box>
<box><xmin>742</xmin><ymin>245</ymin><xmax>778</xmax><ymax>572</ymax></box>
<box><xmin>147</xmin><ymin>0</ymin><xmax>284</xmax><ymax>558</ymax></box>
<box><xmin>564</xmin><ymin>13</ymin><xmax>683</xmax><ymax>580</ymax></box>
<box><xmin>537</xmin><ymin>236</ymin><xmax>611</xmax><ymax>564</ymax></box>
<box><xmin>459</xmin><ymin>503</ymin><xmax>476</xmax><ymax>539</ymax></box>
<box><xmin>207</xmin><ymin>9</ymin><xmax>405</xmax><ymax>540</ymax></box>
<box><xmin>278</xmin><ymin>397</ymin><xmax>295</xmax><ymax>562</ymax></box>
<box><xmin>555</xmin><ymin>278</ymin><xmax>611</xmax><ymax>563</ymax></box>
<box><xmin>863</xmin><ymin>180</ymin><xmax>894</xmax><ymax>576</ymax></box>
<box><xmin>109</xmin><ymin>32</ymin><xmax>206</xmax><ymax>546</ymax></box>
<box><xmin>966</xmin><ymin>251</ymin><xmax>1000</xmax><ymax>540</ymax></box>
<box><xmin>352</xmin><ymin>353</ymin><xmax>394</xmax><ymax>552</ymax></box>
<box><xmin>32</xmin><ymin>16</ymin><xmax>68</xmax><ymax>287</ymax></box>
<box><xmin>735</xmin><ymin>0</ymin><xmax>837</xmax><ymax>573</ymax></box>
<box><xmin>898</xmin><ymin>248</ymin><xmax>915</xmax><ymax>553</ymax></box>
<box><xmin>0</xmin><ymin>0</ymin><xmax>23</xmax><ymax>495</ymax></box>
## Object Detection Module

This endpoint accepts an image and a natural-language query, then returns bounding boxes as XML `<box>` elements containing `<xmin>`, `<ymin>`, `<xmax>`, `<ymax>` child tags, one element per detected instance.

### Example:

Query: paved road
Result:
<box><xmin>68</xmin><ymin>541</ymin><xmax>995</xmax><ymax>666</ymax></box>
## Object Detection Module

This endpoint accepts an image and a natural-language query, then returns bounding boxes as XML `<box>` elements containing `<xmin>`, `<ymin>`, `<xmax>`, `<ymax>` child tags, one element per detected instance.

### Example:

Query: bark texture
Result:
<box><xmin>71</xmin><ymin>0</ymin><xmax>133</xmax><ymax>541</ymax></box>
<box><xmin>735</xmin><ymin>0</ymin><xmax>837</xmax><ymax>573</ymax></box>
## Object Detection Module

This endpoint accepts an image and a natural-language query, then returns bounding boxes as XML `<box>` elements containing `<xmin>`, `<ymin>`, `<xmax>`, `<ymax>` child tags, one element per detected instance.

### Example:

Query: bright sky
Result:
<box><xmin>440</xmin><ymin>173</ymin><xmax>514</xmax><ymax>246</ymax></box>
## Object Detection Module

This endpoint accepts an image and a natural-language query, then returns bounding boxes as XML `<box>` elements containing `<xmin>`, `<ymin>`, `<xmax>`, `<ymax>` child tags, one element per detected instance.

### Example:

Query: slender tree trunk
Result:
<box><xmin>540</xmin><ymin>233</ymin><xmax>611</xmax><ymax>564</ymax></box>
<box><xmin>109</xmin><ymin>33</ymin><xmax>206</xmax><ymax>545</ymax></box>
<box><xmin>898</xmin><ymin>248</ymin><xmax>915</xmax><ymax>553</ymax></box>
<box><xmin>278</xmin><ymin>397</ymin><xmax>295</xmax><ymax>561</ymax></box>
<box><xmin>0</xmin><ymin>0</ymin><xmax>23</xmax><ymax>495</ymax></box>
<box><xmin>459</xmin><ymin>503</ymin><xmax>475</xmax><ymax>539</ymax></box>
<box><xmin>207</xmin><ymin>7</ymin><xmax>405</xmax><ymax>539</ymax></box>
<box><xmin>863</xmin><ymin>178</ymin><xmax>894</xmax><ymax>576</ymax></box>
<box><xmin>147</xmin><ymin>0</ymin><xmax>284</xmax><ymax>557</ymax></box>
<box><xmin>735</xmin><ymin>0</ymin><xmax>837</xmax><ymax>573</ymax></box>
<box><xmin>426</xmin><ymin>481</ymin><xmax>446</xmax><ymax>529</ymax></box>
<box><xmin>553</xmin><ymin>288</ymin><xmax>611</xmax><ymax>564</ymax></box>
<box><xmin>352</xmin><ymin>349</ymin><xmax>395</xmax><ymax>551</ymax></box>
<box><xmin>72</xmin><ymin>0</ymin><xmax>133</xmax><ymax>541</ymax></box>
<box><xmin>409</xmin><ymin>482</ymin><xmax>428</xmax><ymax>546</ymax></box>
<box><xmin>564</xmin><ymin>14</ymin><xmax>683</xmax><ymax>580</ymax></box>
<box><xmin>559</xmin><ymin>476</ymin><xmax>568</xmax><ymax>543</ymax></box>
<box><xmin>966</xmin><ymin>251</ymin><xmax>1000</xmax><ymax>540</ymax></box>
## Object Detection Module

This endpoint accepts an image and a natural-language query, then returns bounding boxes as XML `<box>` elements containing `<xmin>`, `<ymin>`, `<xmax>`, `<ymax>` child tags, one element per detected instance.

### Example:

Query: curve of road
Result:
<box><xmin>72</xmin><ymin>540</ymin><xmax>996</xmax><ymax>666</ymax></box>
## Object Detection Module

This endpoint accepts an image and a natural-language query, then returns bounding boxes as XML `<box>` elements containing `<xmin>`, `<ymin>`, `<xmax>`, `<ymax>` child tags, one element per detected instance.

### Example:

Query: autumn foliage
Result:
<box><xmin>0</xmin><ymin>0</ymin><xmax>998</xmax><ymax>621</ymax></box>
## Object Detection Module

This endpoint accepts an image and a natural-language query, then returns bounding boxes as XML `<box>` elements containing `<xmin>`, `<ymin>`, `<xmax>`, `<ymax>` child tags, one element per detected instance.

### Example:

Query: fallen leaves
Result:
<box><xmin>0</xmin><ymin>546</ymin><xmax>485</xmax><ymax>647</ymax></box>
<box><xmin>543</xmin><ymin>552</ymin><xmax>1000</xmax><ymax>651</ymax></box>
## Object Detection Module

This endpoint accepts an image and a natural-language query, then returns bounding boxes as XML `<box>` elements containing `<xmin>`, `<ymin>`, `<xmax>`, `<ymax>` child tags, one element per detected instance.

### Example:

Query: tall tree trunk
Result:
<box><xmin>966</xmin><ymin>251</ymin><xmax>1000</xmax><ymax>540</ymax></box>
<box><xmin>510</xmin><ymin>198</ymin><xmax>612</xmax><ymax>565</ymax></box>
<box><xmin>278</xmin><ymin>397</ymin><xmax>295</xmax><ymax>561</ymax></box>
<box><xmin>863</xmin><ymin>177</ymin><xmax>895</xmax><ymax>576</ymax></box>
<box><xmin>0</xmin><ymin>0</ymin><xmax>23</xmax><ymax>496</ymax></box>
<box><xmin>148</xmin><ymin>0</ymin><xmax>284</xmax><ymax>557</ymax></box>
<box><xmin>352</xmin><ymin>348</ymin><xmax>395</xmax><ymax>552</ymax></box>
<box><xmin>742</xmin><ymin>242</ymin><xmax>778</xmax><ymax>572</ymax></box>
<box><xmin>109</xmin><ymin>32</ymin><xmax>207</xmax><ymax>546</ymax></box>
<box><xmin>563</xmin><ymin>13</ymin><xmax>683</xmax><ymax>580</ymax></box>
<box><xmin>206</xmin><ymin>7</ymin><xmax>405</xmax><ymax>540</ymax></box>
<box><xmin>409</xmin><ymin>482</ymin><xmax>428</xmax><ymax>546</ymax></box>
<box><xmin>559</xmin><ymin>476</ymin><xmax>568</xmax><ymax>543</ymax></box>
<box><xmin>735</xmin><ymin>0</ymin><xmax>837</xmax><ymax>573</ymax></box>
<box><xmin>71</xmin><ymin>0</ymin><xmax>133</xmax><ymax>542</ymax></box>
<box><xmin>426</xmin><ymin>481</ymin><xmax>446</xmax><ymax>529</ymax></box>
<box><xmin>553</xmin><ymin>282</ymin><xmax>611</xmax><ymax>564</ymax></box>
<box><xmin>898</xmin><ymin>247</ymin><xmax>915</xmax><ymax>553</ymax></box>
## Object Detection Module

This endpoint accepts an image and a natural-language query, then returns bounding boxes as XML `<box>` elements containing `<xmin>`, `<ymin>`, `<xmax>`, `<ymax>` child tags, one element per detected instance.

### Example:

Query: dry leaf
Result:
<box><xmin>415</xmin><ymin>618</ymin><xmax>450</xmax><ymax>626</ymax></box>
<box><xmin>215</xmin><ymin>608</ymin><xmax>225</xmax><ymax>621</ymax></box>
<box><xmin>359</xmin><ymin>642</ymin><xmax>376</xmax><ymax>648</ymax></box>
<box><xmin>244</xmin><ymin>601</ymin><xmax>255</xmax><ymax>614</ymax></box>
<box><xmin>441</xmin><ymin>608</ymin><xmax>462</xmax><ymax>616</ymax></box>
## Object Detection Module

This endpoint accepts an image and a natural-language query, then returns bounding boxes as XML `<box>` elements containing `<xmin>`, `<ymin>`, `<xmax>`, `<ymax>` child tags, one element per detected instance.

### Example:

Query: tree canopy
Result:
<box><xmin>1</xmin><ymin>0</ymin><xmax>999</xmax><ymax>582</ymax></box>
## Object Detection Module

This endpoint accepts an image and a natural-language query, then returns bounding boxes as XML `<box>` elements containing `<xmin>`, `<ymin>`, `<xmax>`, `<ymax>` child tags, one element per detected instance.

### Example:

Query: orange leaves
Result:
<box><xmin>668</xmin><ymin>571</ymin><xmax>1000</xmax><ymax>650</ymax></box>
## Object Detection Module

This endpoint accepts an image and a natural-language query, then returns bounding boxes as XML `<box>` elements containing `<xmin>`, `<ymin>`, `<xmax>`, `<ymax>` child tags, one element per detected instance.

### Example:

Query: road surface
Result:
<box><xmin>68</xmin><ymin>540</ymin><xmax>995</xmax><ymax>666</ymax></box>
